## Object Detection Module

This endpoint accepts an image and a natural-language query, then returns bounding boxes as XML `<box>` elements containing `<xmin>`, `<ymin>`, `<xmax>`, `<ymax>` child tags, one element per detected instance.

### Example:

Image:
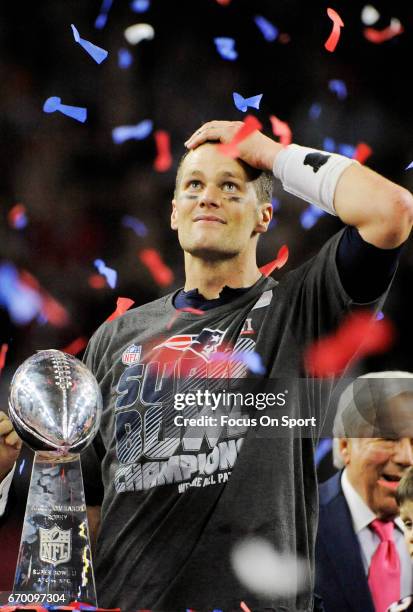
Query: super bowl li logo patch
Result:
<box><xmin>39</xmin><ymin>525</ymin><xmax>71</xmax><ymax>566</ymax></box>
<box><xmin>122</xmin><ymin>344</ymin><xmax>142</xmax><ymax>365</ymax></box>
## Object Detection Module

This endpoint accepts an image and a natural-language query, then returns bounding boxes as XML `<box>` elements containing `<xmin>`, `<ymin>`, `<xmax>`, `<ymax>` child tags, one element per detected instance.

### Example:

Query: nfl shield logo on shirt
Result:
<box><xmin>122</xmin><ymin>344</ymin><xmax>142</xmax><ymax>365</ymax></box>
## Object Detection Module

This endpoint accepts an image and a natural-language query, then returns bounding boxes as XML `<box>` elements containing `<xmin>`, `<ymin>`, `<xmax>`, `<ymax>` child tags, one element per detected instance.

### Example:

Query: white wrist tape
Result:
<box><xmin>273</xmin><ymin>144</ymin><xmax>359</xmax><ymax>216</ymax></box>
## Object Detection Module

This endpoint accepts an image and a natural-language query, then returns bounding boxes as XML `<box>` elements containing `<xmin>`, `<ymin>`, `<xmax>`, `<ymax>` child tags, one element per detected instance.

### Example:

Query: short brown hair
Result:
<box><xmin>396</xmin><ymin>466</ymin><xmax>413</xmax><ymax>506</ymax></box>
<box><xmin>174</xmin><ymin>145</ymin><xmax>273</xmax><ymax>204</ymax></box>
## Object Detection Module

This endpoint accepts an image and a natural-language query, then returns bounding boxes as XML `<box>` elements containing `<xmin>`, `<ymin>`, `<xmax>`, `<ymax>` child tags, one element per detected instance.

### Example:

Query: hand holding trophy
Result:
<box><xmin>8</xmin><ymin>349</ymin><xmax>102</xmax><ymax>607</ymax></box>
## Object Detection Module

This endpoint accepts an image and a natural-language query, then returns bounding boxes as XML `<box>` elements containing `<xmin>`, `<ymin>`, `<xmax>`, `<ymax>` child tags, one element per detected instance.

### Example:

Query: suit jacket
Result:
<box><xmin>315</xmin><ymin>471</ymin><xmax>375</xmax><ymax>612</ymax></box>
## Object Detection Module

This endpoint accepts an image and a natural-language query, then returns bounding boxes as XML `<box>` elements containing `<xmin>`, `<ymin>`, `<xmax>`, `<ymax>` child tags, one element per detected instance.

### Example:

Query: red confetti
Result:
<box><xmin>278</xmin><ymin>33</ymin><xmax>291</xmax><ymax>44</ymax></box>
<box><xmin>7</xmin><ymin>203</ymin><xmax>27</xmax><ymax>229</ymax></box>
<box><xmin>154</xmin><ymin>130</ymin><xmax>172</xmax><ymax>172</ymax></box>
<box><xmin>166</xmin><ymin>306</ymin><xmax>204</xmax><ymax>330</ymax></box>
<box><xmin>218</xmin><ymin>115</ymin><xmax>263</xmax><ymax>159</ymax></box>
<box><xmin>364</xmin><ymin>21</ymin><xmax>404</xmax><ymax>44</ymax></box>
<box><xmin>139</xmin><ymin>248</ymin><xmax>174</xmax><ymax>287</ymax></box>
<box><xmin>216</xmin><ymin>0</ymin><xmax>231</xmax><ymax>4</ymax></box>
<box><xmin>353</xmin><ymin>142</ymin><xmax>373</xmax><ymax>164</ymax></box>
<box><xmin>259</xmin><ymin>244</ymin><xmax>289</xmax><ymax>276</ymax></box>
<box><xmin>324</xmin><ymin>7</ymin><xmax>344</xmax><ymax>52</ymax></box>
<box><xmin>269</xmin><ymin>114</ymin><xmax>292</xmax><ymax>147</ymax></box>
<box><xmin>0</xmin><ymin>343</ymin><xmax>8</xmax><ymax>374</ymax></box>
<box><xmin>106</xmin><ymin>297</ymin><xmax>135</xmax><ymax>322</ymax></box>
<box><xmin>41</xmin><ymin>294</ymin><xmax>70</xmax><ymax>327</ymax></box>
<box><xmin>304</xmin><ymin>311</ymin><xmax>394</xmax><ymax>377</ymax></box>
<box><xmin>62</xmin><ymin>336</ymin><xmax>88</xmax><ymax>355</ymax></box>
<box><xmin>88</xmin><ymin>273</ymin><xmax>107</xmax><ymax>289</ymax></box>
<box><xmin>240</xmin><ymin>602</ymin><xmax>252</xmax><ymax>612</ymax></box>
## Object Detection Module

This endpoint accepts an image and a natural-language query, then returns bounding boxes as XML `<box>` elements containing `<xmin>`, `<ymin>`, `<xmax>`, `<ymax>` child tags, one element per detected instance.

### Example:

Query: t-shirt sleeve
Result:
<box><xmin>336</xmin><ymin>225</ymin><xmax>403</xmax><ymax>303</ymax></box>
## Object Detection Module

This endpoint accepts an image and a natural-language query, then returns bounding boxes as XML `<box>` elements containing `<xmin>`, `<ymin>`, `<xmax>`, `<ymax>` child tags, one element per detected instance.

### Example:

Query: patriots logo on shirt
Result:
<box><xmin>153</xmin><ymin>329</ymin><xmax>226</xmax><ymax>362</ymax></box>
<box><xmin>122</xmin><ymin>344</ymin><xmax>142</xmax><ymax>365</ymax></box>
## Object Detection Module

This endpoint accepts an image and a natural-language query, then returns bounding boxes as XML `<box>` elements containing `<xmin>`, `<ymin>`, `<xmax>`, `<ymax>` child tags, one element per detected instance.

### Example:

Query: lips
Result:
<box><xmin>378</xmin><ymin>474</ymin><xmax>402</xmax><ymax>491</ymax></box>
<box><xmin>193</xmin><ymin>215</ymin><xmax>226</xmax><ymax>224</ymax></box>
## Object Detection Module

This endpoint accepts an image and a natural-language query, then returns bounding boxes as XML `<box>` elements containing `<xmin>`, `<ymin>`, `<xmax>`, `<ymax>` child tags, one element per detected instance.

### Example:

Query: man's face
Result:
<box><xmin>171</xmin><ymin>144</ymin><xmax>271</xmax><ymax>261</ymax></box>
<box><xmin>340</xmin><ymin>437</ymin><xmax>413</xmax><ymax>519</ymax></box>
<box><xmin>400</xmin><ymin>501</ymin><xmax>413</xmax><ymax>558</ymax></box>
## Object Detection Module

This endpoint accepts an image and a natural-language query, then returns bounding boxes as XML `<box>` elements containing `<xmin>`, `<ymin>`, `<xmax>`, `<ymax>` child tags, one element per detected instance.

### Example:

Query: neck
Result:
<box><xmin>183</xmin><ymin>252</ymin><xmax>261</xmax><ymax>299</ymax></box>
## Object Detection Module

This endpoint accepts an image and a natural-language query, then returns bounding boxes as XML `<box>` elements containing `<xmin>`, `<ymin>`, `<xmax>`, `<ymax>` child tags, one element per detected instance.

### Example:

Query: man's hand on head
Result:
<box><xmin>185</xmin><ymin>120</ymin><xmax>282</xmax><ymax>172</ymax></box>
<box><xmin>0</xmin><ymin>410</ymin><xmax>22</xmax><ymax>482</ymax></box>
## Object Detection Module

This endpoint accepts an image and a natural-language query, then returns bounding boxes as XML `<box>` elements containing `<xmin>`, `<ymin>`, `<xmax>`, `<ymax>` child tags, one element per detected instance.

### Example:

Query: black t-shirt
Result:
<box><xmin>82</xmin><ymin>228</ymin><xmax>388</xmax><ymax>612</ymax></box>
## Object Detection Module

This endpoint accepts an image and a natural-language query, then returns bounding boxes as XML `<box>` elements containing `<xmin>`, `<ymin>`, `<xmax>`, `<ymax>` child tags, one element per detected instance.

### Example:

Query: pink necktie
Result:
<box><xmin>368</xmin><ymin>519</ymin><xmax>401</xmax><ymax>612</ymax></box>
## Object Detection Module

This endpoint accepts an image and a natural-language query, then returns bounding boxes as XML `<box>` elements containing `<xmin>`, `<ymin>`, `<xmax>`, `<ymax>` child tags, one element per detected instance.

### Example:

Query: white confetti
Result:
<box><xmin>124</xmin><ymin>23</ymin><xmax>155</xmax><ymax>45</ymax></box>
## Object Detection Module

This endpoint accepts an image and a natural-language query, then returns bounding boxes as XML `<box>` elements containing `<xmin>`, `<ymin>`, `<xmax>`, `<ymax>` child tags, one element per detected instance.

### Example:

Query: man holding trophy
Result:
<box><xmin>1</xmin><ymin>121</ymin><xmax>413</xmax><ymax>611</ymax></box>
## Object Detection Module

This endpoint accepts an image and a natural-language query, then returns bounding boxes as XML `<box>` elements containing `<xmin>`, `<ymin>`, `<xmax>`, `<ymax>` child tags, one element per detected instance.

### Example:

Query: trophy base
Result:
<box><xmin>12</xmin><ymin>452</ymin><xmax>97</xmax><ymax>606</ymax></box>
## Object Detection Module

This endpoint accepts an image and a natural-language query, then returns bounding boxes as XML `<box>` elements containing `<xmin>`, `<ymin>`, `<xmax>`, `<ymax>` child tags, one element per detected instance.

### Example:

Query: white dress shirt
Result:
<box><xmin>341</xmin><ymin>468</ymin><xmax>413</xmax><ymax>599</ymax></box>
<box><xmin>0</xmin><ymin>462</ymin><xmax>16</xmax><ymax>516</ymax></box>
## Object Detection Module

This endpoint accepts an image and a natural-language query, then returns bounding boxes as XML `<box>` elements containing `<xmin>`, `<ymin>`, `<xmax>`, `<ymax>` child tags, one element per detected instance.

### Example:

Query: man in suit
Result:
<box><xmin>316</xmin><ymin>373</ymin><xmax>413</xmax><ymax>612</ymax></box>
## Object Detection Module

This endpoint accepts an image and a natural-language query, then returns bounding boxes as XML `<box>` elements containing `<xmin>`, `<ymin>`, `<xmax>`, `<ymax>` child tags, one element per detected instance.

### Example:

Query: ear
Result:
<box><xmin>255</xmin><ymin>202</ymin><xmax>273</xmax><ymax>234</ymax></box>
<box><xmin>338</xmin><ymin>438</ymin><xmax>352</xmax><ymax>466</ymax></box>
<box><xmin>171</xmin><ymin>199</ymin><xmax>178</xmax><ymax>231</ymax></box>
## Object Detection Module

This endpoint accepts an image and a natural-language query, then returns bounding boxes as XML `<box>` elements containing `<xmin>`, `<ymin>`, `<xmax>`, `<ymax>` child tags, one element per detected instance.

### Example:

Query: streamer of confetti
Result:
<box><xmin>106</xmin><ymin>297</ymin><xmax>135</xmax><ymax>322</ymax></box>
<box><xmin>122</xmin><ymin>215</ymin><xmax>148</xmax><ymax>237</ymax></box>
<box><xmin>118</xmin><ymin>48</ymin><xmax>133</xmax><ymax>68</ymax></box>
<box><xmin>124</xmin><ymin>23</ymin><xmax>155</xmax><ymax>45</ymax></box>
<box><xmin>233</xmin><ymin>92</ymin><xmax>263</xmax><ymax>113</ymax></box>
<box><xmin>364</xmin><ymin>19</ymin><xmax>404</xmax><ymax>43</ymax></box>
<box><xmin>95</xmin><ymin>0</ymin><xmax>113</xmax><ymax>29</ymax></box>
<box><xmin>0</xmin><ymin>343</ymin><xmax>8</xmax><ymax>374</ymax></box>
<box><xmin>71</xmin><ymin>24</ymin><xmax>108</xmax><ymax>64</ymax></box>
<box><xmin>353</xmin><ymin>142</ymin><xmax>372</xmax><ymax>164</ymax></box>
<box><xmin>62</xmin><ymin>337</ymin><xmax>88</xmax><ymax>355</ymax></box>
<box><xmin>43</xmin><ymin>97</ymin><xmax>87</xmax><ymax>123</ymax></box>
<box><xmin>214</xmin><ymin>37</ymin><xmax>238</xmax><ymax>60</ymax></box>
<box><xmin>405</xmin><ymin>161</ymin><xmax>413</xmax><ymax>171</ymax></box>
<box><xmin>269</xmin><ymin>114</ymin><xmax>292</xmax><ymax>147</ymax></box>
<box><xmin>254</xmin><ymin>15</ymin><xmax>278</xmax><ymax>42</ymax></box>
<box><xmin>139</xmin><ymin>248</ymin><xmax>174</xmax><ymax>286</ymax></box>
<box><xmin>94</xmin><ymin>259</ymin><xmax>118</xmax><ymax>289</ymax></box>
<box><xmin>112</xmin><ymin>120</ymin><xmax>153</xmax><ymax>144</ymax></box>
<box><xmin>328</xmin><ymin>79</ymin><xmax>347</xmax><ymax>100</ymax></box>
<box><xmin>218</xmin><ymin>115</ymin><xmax>262</xmax><ymax>159</ymax></box>
<box><xmin>304</xmin><ymin>311</ymin><xmax>394</xmax><ymax>376</ymax></box>
<box><xmin>8</xmin><ymin>204</ymin><xmax>28</xmax><ymax>229</ymax></box>
<box><xmin>259</xmin><ymin>245</ymin><xmax>289</xmax><ymax>276</ymax></box>
<box><xmin>154</xmin><ymin>130</ymin><xmax>172</xmax><ymax>172</ymax></box>
<box><xmin>324</xmin><ymin>8</ymin><xmax>344</xmax><ymax>52</ymax></box>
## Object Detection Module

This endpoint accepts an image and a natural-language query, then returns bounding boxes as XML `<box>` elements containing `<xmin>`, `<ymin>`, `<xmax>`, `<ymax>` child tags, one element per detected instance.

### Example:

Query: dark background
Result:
<box><xmin>0</xmin><ymin>0</ymin><xmax>412</xmax><ymax>405</ymax></box>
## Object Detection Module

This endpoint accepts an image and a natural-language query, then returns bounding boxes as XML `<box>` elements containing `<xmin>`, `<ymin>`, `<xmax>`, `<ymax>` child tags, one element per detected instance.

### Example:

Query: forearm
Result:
<box><xmin>87</xmin><ymin>505</ymin><xmax>101</xmax><ymax>554</ymax></box>
<box><xmin>334</xmin><ymin>163</ymin><xmax>413</xmax><ymax>248</ymax></box>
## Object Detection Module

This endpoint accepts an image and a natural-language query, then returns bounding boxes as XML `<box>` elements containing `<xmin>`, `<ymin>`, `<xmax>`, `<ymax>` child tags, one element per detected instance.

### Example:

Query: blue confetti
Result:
<box><xmin>338</xmin><ymin>143</ymin><xmax>356</xmax><ymax>158</ymax></box>
<box><xmin>323</xmin><ymin>137</ymin><xmax>335</xmax><ymax>152</ymax></box>
<box><xmin>300</xmin><ymin>204</ymin><xmax>326</xmax><ymax>229</ymax></box>
<box><xmin>112</xmin><ymin>119</ymin><xmax>153</xmax><ymax>144</ymax></box>
<box><xmin>254</xmin><ymin>15</ymin><xmax>278</xmax><ymax>42</ymax></box>
<box><xmin>271</xmin><ymin>197</ymin><xmax>280</xmax><ymax>212</ymax></box>
<box><xmin>94</xmin><ymin>259</ymin><xmax>117</xmax><ymax>289</ymax></box>
<box><xmin>43</xmin><ymin>97</ymin><xmax>87</xmax><ymax>123</ymax></box>
<box><xmin>122</xmin><ymin>215</ymin><xmax>148</xmax><ymax>237</ymax></box>
<box><xmin>328</xmin><ymin>79</ymin><xmax>347</xmax><ymax>100</ymax></box>
<box><xmin>118</xmin><ymin>48</ymin><xmax>133</xmax><ymax>69</ymax></box>
<box><xmin>376</xmin><ymin>311</ymin><xmax>384</xmax><ymax>321</ymax></box>
<box><xmin>0</xmin><ymin>262</ymin><xmax>43</xmax><ymax>325</ymax></box>
<box><xmin>233</xmin><ymin>92</ymin><xmax>263</xmax><ymax>113</ymax></box>
<box><xmin>309</xmin><ymin>103</ymin><xmax>322</xmax><ymax>120</ymax></box>
<box><xmin>315</xmin><ymin>438</ymin><xmax>333</xmax><ymax>466</ymax></box>
<box><xmin>19</xmin><ymin>459</ymin><xmax>26</xmax><ymax>475</ymax></box>
<box><xmin>214</xmin><ymin>37</ymin><xmax>238</xmax><ymax>61</ymax></box>
<box><xmin>131</xmin><ymin>0</ymin><xmax>150</xmax><ymax>12</ymax></box>
<box><xmin>71</xmin><ymin>24</ymin><xmax>108</xmax><ymax>64</ymax></box>
<box><xmin>95</xmin><ymin>0</ymin><xmax>113</xmax><ymax>29</ymax></box>
<box><xmin>406</xmin><ymin>161</ymin><xmax>413</xmax><ymax>170</ymax></box>
<box><xmin>240</xmin><ymin>351</ymin><xmax>266</xmax><ymax>375</ymax></box>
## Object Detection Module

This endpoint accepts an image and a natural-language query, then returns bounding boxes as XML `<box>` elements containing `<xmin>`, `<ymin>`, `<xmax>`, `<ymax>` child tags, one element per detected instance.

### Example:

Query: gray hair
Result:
<box><xmin>332</xmin><ymin>371</ymin><xmax>413</xmax><ymax>469</ymax></box>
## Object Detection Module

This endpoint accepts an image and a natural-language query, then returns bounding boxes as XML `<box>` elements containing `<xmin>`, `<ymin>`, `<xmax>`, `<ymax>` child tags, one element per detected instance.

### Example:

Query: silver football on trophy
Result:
<box><xmin>8</xmin><ymin>349</ymin><xmax>102</xmax><ymax>455</ymax></box>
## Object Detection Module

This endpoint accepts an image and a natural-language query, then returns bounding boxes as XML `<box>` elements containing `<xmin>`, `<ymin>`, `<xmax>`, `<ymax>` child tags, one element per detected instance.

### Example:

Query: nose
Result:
<box><xmin>199</xmin><ymin>183</ymin><xmax>221</xmax><ymax>208</ymax></box>
<box><xmin>393</xmin><ymin>437</ymin><xmax>413</xmax><ymax>467</ymax></box>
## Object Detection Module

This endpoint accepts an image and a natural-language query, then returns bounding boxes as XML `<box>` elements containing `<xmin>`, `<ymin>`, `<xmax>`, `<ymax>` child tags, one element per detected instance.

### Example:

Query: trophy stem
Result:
<box><xmin>12</xmin><ymin>452</ymin><xmax>97</xmax><ymax>607</ymax></box>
